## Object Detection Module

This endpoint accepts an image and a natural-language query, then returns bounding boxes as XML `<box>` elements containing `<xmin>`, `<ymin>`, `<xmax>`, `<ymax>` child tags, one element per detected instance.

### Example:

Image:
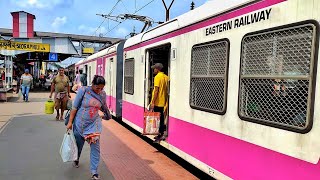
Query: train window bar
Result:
<box><xmin>189</xmin><ymin>38</ymin><xmax>230</xmax><ymax>115</ymax></box>
<box><xmin>124</xmin><ymin>58</ymin><xmax>135</xmax><ymax>95</ymax></box>
<box><xmin>238</xmin><ymin>20</ymin><xmax>319</xmax><ymax>133</ymax></box>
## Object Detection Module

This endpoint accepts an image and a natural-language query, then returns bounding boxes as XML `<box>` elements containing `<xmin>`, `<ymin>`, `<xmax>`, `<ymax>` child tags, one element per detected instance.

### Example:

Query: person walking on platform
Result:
<box><xmin>79</xmin><ymin>69</ymin><xmax>87</xmax><ymax>86</ymax></box>
<box><xmin>39</xmin><ymin>73</ymin><xmax>46</xmax><ymax>88</ymax></box>
<box><xmin>1</xmin><ymin>71</ymin><xmax>5</xmax><ymax>81</ymax></box>
<box><xmin>149</xmin><ymin>63</ymin><xmax>169</xmax><ymax>143</ymax></box>
<box><xmin>72</xmin><ymin>70</ymin><xmax>81</xmax><ymax>92</ymax></box>
<box><xmin>20</xmin><ymin>69</ymin><xmax>33</xmax><ymax>102</ymax></box>
<box><xmin>49</xmin><ymin>67</ymin><xmax>71</xmax><ymax>121</ymax></box>
<box><xmin>74</xmin><ymin>70</ymin><xmax>80</xmax><ymax>84</ymax></box>
<box><xmin>66</xmin><ymin>75</ymin><xmax>111</xmax><ymax>180</ymax></box>
<box><xmin>48</xmin><ymin>71</ymin><xmax>54</xmax><ymax>80</ymax></box>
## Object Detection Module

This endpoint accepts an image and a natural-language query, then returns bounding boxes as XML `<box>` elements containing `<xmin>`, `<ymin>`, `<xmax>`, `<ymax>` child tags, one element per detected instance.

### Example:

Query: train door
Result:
<box><xmin>110</xmin><ymin>59</ymin><xmax>114</xmax><ymax>113</ymax></box>
<box><xmin>88</xmin><ymin>66</ymin><xmax>92</xmax><ymax>85</ymax></box>
<box><xmin>97</xmin><ymin>58</ymin><xmax>105</xmax><ymax>76</ymax></box>
<box><xmin>97</xmin><ymin>62</ymin><xmax>101</xmax><ymax>76</ymax></box>
<box><xmin>84</xmin><ymin>65</ymin><xmax>88</xmax><ymax>74</ymax></box>
<box><xmin>101</xmin><ymin>58</ymin><xmax>105</xmax><ymax>76</ymax></box>
<box><xmin>97</xmin><ymin>64</ymin><xmax>101</xmax><ymax>75</ymax></box>
<box><xmin>106</xmin><ymin>58</ymin><xmax>114</xmax><ymax>111</ymax></box>
<box><xmin>145</xmin><ymin>44</ymin><xmax>171</xmax><ymax>138</ymax></box>
<box><xmin>84</xmin><ymin>65</ymin><xmax>88</xmax><ymax>85</ymax></box>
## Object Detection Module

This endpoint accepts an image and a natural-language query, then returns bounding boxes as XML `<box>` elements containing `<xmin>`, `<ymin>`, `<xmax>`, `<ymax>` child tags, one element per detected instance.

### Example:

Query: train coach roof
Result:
<box><xmin>75</xmin><ymin>59</ymin><xmax>85</xmax><ymax>66</ymax></box>
<box><xmin>124</xmin><ymin>0</ymin><xmax>254</xmax><ymax>49</ymax></box>
<box><xmin>76</xmin><ymin>43</ymin><xmax>120</xmax><ymax>65</ymax></box>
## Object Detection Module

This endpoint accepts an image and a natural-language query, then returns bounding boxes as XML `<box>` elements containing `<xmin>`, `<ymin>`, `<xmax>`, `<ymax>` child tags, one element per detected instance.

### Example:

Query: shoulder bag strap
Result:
<box><xmin>90</xmin><ymin>93</ymin><xmax>111</xmax><ymax>120</ymax></box>
<box><xmin>78</xmin><ymin>87</ymin><xmax>87</xmax><ymax>109</ymax></box>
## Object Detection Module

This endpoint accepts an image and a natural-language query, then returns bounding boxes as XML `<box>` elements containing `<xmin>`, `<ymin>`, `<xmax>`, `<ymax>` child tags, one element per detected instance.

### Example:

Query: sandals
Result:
<box><xmin>73</xmin><ymin>160</ymin><xmax>79</xmax><ymax>168</ymax></box>
<box><xmin>91</xmin><ymin>174</ymin><xmax>100</xmax><ymax>180</ymax></box>
<box><xmin>73</xmin><ymin>161</ymin><xmax>100</xmax><ymax>179</ymax></box>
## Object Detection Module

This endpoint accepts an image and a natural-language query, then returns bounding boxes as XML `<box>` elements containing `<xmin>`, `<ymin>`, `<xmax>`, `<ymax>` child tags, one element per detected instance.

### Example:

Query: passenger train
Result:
<box><xmin>75</xmin><ymin>0</ymin><xmax>320</xmax><ymax>179</ymax></box>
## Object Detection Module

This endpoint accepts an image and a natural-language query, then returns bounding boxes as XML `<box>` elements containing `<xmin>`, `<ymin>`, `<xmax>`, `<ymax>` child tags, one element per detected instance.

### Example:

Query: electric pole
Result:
<box><xmin>161</xmin><ymin>0</ymin><xmax>175</xmax><ymax>21</ymax></box>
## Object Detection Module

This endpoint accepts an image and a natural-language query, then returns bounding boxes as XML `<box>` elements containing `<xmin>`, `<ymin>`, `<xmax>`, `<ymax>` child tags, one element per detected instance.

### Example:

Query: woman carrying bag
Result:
<box><xmin>66</xmin><ymin>75</ymin><xmax>111</xmax><ymax>180</ymax></box>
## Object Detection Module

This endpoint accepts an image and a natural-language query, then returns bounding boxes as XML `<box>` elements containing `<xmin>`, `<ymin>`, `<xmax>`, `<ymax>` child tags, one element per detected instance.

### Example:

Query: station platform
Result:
<box><xmin>0</xmin><ymin>92</ymin><xmax>200</xmax><ymax>180</ymax></box>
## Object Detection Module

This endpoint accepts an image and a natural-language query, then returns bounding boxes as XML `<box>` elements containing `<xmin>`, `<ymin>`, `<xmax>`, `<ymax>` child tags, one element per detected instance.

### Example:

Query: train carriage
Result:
<box><xmin>104</xmin><ymin>42</ymin><xmax>125</xmax><ymax>118</ymax></box>
<box><xmin>75</xmin><ymin>41</ymin><xmax>125</xmax><ymax>119</ymax></box>
<box><xmin>120</xmin><ymin>0</ymin><xmax>320</xmax><ymax>179</ymax></box>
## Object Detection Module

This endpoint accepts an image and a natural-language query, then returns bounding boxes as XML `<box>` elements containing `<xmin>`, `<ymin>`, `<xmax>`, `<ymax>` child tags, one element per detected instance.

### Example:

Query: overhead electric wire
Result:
<box><xmin>120</xmin><ymin>0</ymin><xmax>130</xmax><ymax>13</ymax></box>
<box><xmin>120</xmin><ymin>0</ymin><xmax>136</xmax><ymax>31</ymax></box>
<box><xmin>93</xmin><ymin>18</ymin><xmax>106</xmax><ymax>36</ymax></box>
<box><xmin>103</xmin><ymin>0</ymin><xmax>156</xmax><ymax>36</ymax></box>
<box><xmin>93</xmin><ymin>0</ymin><xmax>122</xmax><ymax>36</ymax></box>
<box><xmin>134</xmin><ymin>0</ymin><xmax>157</xmax><ymax>14</ymax></box>
<box><xmin>109</xmin><ymin>0</ymin><xmax>122</xmax><ymax>14</ymax></box>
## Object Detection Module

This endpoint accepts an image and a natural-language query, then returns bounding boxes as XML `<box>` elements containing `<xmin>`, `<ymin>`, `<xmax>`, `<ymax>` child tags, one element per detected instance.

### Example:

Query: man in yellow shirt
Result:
<box><xmin>150</xmin><ymin>63</ymin><xmax>169</xmax><ymax>143</ymax></box>
<box><xmin>49</xmin><ymin>68</ymin><xmax>71</xmax><ymax>121</ymax></box>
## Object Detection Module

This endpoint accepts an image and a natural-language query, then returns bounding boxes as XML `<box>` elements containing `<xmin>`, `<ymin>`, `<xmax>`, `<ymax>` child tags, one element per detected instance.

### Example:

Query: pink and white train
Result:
<box><xmin>76</xmin><ymin>0</ymin><xmax>320</xmax><ymax>179</ymax></box>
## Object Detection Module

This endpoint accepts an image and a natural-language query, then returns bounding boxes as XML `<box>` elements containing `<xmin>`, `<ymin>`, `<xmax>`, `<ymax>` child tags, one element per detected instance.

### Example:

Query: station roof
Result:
<box><xmin>0</xmin><ymin>28</ymin><xmax>124</xmax><ymax>62</ymax></box>
<box><xmin>0</xmin><ymin>28</ymin><xmax>122</xmax><ymax>44</ymax></box>
<box><xmin>10</xmin><ymin>11</ymin><xmax>36</xmax><ymax>19</ymax></box>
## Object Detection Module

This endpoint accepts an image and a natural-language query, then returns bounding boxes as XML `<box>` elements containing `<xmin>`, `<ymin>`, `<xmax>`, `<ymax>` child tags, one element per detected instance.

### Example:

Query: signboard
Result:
<box><xmin>27</xmin><ymin>52</ymin><xmax>45</xmax><ymax>61</ymax></box>
<box><xmin>0</xmin><ymin>40</ymin><xmax>50</xmax><ymax>52</ymax></box>
<box><xmin>82</xmin><ymin>47</ymin><xmax>94</xmax><ymax>54</ymax></box>
<box><xmin>49</xmin><ymin>53</ymin><xmax>58</xmax><ymax>61</ymax></box>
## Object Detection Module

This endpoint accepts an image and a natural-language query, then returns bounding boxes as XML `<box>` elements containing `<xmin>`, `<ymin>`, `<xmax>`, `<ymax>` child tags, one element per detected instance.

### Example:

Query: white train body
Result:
<box><xmin>80</xmin><ymin>0</ymin><xmax>320</xmax><ymax>179</ymax></box>
<box><xmin>75</xmin><ymin>42</ymin><xmax>124</xmax><ymax>118</ymax></box>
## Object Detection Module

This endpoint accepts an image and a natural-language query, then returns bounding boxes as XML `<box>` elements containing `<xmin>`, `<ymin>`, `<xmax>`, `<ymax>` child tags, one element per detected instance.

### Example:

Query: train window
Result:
<box><xmin>190</xmin><ymin>39</ymin><xmax>230</xmax><ymax>114</ymax></box>
<box><xmin>238</xmin><ymin>21</ymin><xmax>318</xmax><ymax>133</ymax></box>
<box><xmin>124</xmin><ymin>58</ymin><xmax>134</xmax><ymax>95</ymax></box>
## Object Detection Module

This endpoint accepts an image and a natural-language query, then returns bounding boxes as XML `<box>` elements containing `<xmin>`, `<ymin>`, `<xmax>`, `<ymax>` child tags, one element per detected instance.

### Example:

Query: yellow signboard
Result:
<box><xmin>0</xmin><ymin>40</ymin><xmax>50</xmax><ymax>52</ymax></box>
<box><xmin>82</xmin><ymin>47</ymin><xmax>94</xmax><ymax>54</ymax></box>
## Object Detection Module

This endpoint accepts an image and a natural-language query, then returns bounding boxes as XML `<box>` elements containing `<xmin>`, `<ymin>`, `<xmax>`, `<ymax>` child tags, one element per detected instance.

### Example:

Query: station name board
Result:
<box><xmin>205</xmin><ymin>8</ymin><xmax>272</xmax><ymax>36</ymax></box>
<box><xmin>0</xmin><ymin>40</ymin><xmax>50</xmax><ymax>52</ymax></box>
<box><xmin>82</xmin><ymin>47</ymin><xmax>94</xmax><ymax>54</ymax></box>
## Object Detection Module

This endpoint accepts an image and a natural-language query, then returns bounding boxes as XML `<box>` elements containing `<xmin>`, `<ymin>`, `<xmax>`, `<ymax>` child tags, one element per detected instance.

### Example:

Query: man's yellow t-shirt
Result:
<box><xmin>52</xmin><ymin>75</ymin><xmax>70</xmax><ymax>93</ymax></box>
<box><xmin>152</xmin><ymin>72</ymin><xmax>169</xmax><ymax>107</ymax></box>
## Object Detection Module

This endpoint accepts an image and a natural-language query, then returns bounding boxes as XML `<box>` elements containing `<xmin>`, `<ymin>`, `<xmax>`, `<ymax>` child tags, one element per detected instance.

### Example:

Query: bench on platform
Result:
<box><xmin>0</xmin><ymin>88</ymin><xmax>14</xmax><ymax>102</ymax></box>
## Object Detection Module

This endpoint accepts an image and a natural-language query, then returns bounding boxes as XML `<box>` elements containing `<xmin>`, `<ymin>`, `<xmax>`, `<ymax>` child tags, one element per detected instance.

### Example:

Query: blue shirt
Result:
<box><xmin>73</xmin><ymin>87</ymin><xmax>107</xmax><ymax>136</ymax></box>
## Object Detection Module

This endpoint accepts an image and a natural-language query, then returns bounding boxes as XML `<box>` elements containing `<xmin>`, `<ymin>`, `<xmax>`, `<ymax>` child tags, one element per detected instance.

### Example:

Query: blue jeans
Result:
<box><xmin>73</xmin><ymin>127</ymin><xmax>100</xmax><ymax>175</ymax></box>
<box><xmin>21</xmin><ymin>85</ymin><xmax>30</xmax><ymax>101</ymax></box>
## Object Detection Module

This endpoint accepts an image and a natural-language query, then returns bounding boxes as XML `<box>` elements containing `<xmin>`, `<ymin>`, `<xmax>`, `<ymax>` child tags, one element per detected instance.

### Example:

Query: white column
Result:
<box><xmin>4</xmin><ymin>56</ymin><xmax>13</xmax><ymax>88</ymax></box>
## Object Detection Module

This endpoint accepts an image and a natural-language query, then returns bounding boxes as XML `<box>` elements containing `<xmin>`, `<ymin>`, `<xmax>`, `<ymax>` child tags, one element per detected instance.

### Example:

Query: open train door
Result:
<box><xmin>144</xmin><ymin>44</ymin><xmax>171</xmax><ymax>139</ymax></box>
<box><xmin>106</xmin><ymin>58</ymin><xmax>114</xmax><ymax>112</ymax></box>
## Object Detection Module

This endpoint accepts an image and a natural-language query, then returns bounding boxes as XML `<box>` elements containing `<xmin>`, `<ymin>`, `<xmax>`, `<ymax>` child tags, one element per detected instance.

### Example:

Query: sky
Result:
<box><xmin>0</xmin><ymin>0</ymin><xmax>208</xmax><ymax>38</ymax></box>
<box><xmin>0</xmin><ymin>0</ymin><xmax>208</xmax><ymax>67</ymax></box>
